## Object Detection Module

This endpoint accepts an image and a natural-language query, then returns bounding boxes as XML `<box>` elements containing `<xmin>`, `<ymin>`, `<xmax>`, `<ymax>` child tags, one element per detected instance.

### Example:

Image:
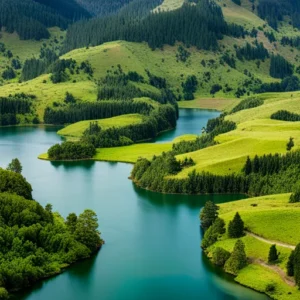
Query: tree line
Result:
<box><xmin>63</xmin><ymin>0</ymin><xmax>242</xmax><ymax>53</ymax></box>
<box><xmin>44</xmin><ymin>101</ymin><xmax>153</xmax><ymax>124</ymax></box>
<box><xmin>0</xmin><ymin>94</ymin><xmax>33</xmax><ymax>126</ymax></box>
<box><xmin>255</xmin><ymin>76</ymin><xmax>300</xmax><ymax>93</ymax></box>
<box><xmin>0</xmin><ymin>0</ymin><xmax>90</xmax><ymax>40</ymax></box>
<box><xmin>271</xmin><ymin>110</ymin><xmax>300</xmax><ymax>122</ymax></box>
<box><xmin>81</xmin><ymin>104</ymin><xmax>177</xmax><ymax>148</ymax></box>
<box><xmin>270</xmin><ymin>54</ymin><xmax>294</xmax><ymax>79</ymax></box>
<box><xmin>236</xmin><ymin>42</ymin><xmax>269</xmax><ymax>61</ymax></box>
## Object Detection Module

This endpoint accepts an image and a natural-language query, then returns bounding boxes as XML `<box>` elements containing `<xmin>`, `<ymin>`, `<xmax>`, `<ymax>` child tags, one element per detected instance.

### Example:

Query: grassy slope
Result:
<box><xmin>207</xmin><ymin>194</ymin><xmax>300</xmax><ymax>299</ymax></box>
<box><xmin>153</xmin><ymin>0</ymin><xmax>185</xmax><ymax>12</ymax></box>
<box><xmin>174</xmin><ymin>93</ymin><xmax>300</xmax><ymax>177</ymax></box>
<box><xmin>58</xmin><ymin>114</ymin><xmax>144</xmax><ymax>138</ymax></box>
<box><xmin>39</xmin><ymin>134</ymin><xmax>197</xmax><ymax>162</ymax></box>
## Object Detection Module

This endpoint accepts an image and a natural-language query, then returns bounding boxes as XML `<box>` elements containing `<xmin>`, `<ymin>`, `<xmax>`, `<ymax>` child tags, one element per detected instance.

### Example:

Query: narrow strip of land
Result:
<box><xmin>246</xmin><ymin>231</ymin><xmax>296</xmax><ymax>250</ymax></box>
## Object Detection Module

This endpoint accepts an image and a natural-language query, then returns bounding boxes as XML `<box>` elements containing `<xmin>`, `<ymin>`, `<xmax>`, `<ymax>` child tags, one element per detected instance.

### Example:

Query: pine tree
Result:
<box><xmin>287</xmin><ymin>137</ymin><xmax>294</xmax><ymax>151</ymax></box>
<box><xmin>244</xmin><ymin>156</ymin><xmax>252</xmax><ymax>175</ymax></box>
<box><xmin>200</xmin><ymin>200</ymin><xmax>219</xmax><ymax>229</ymax></box>
<box><xmin>287</xmin><ymin>250</ymin><xmax>295</xmax><ymax>276</ymax></box>
<box><xmin>228</xmin><ymin>212</ymin><xmax>244</xmax><ymax>238</ymax></box>
<box><xmin>225</xmin><ymin>239</ymin><xmax>247</xmax><ymax>275</ymax></box>
<box><xmin>268</xmin><ymin>245</ymin><xmax>279</xmax><ymax>263</ymax></box>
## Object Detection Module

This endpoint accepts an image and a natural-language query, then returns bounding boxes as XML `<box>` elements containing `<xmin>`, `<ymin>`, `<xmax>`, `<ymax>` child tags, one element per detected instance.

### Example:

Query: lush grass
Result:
<box><xmin>207</xmin><ymin>193</ymin><xmax>300</xmax><ymax>299</ymax></box>
<box><xmin>174</xmin><ymin>93</ymin><xmax>300</xmax><ymax>177</ymax></box>
<box><xmin>236</xmin><ymin>264</ymin><xmax>300</xmax><ymax>300</ymax></box>
<box><xmin>57</xmin><ymin>114</ymin><xmax>144</xmax><ymax>138</ymax></box>
<box><xmin>38</xmin><ymin>134</ymin><xmax>197</xmax><ymax>163</ymax></box>
<box><xmin>218</xmin><ymin>194</ymin><xmax>300</xmax><ymax>246</ymax></box>
<box><xmin>152</xmin><ymin>0</ymin><xmax>185</xmax><ymax>12</ymax></box>
<box><xmin>210</xmin><ymin>235</ymin><xmax>291</xmax><ymax>270</ymax></box>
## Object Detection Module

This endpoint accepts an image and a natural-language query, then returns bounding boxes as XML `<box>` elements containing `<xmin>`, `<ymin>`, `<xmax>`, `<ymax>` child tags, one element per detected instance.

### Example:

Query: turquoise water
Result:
<box><xmin>0</xmin><ymin>109</ymin><xmax>268</xmax><ymax>300</ymax></box>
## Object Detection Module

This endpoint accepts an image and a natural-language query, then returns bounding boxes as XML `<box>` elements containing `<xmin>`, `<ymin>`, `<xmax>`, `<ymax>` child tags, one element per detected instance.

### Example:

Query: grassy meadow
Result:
<box><xmin>207</xmin><ymin>193</ymin><xmax>300</xmax><ymax>299</ymax></box>
<box><xmin>174</xmin><ymin>94</ymin><xmax>300</xmax><ymax>177</ymax></box>
<box><xmin>58</xmin><ymin>114</ymin><xmax>144</xmax><ymax>138</ymax></box>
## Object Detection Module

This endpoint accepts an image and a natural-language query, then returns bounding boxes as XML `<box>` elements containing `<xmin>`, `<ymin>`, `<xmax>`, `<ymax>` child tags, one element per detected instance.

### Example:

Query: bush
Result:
<box><xmin>265</xmin><ymin>283</ymin><xmax>276</xmax><ymax>293</ymax></box>
<box><xmin>290</xmin><ymin>190</ymin><xmax>300</xmax><ymax>203</ymax></box>
<box><xmin>212</xmin><ymin>247</ymin><xmax>231</xmax><ymax>266</ymax></box>
<box><xmin>201</xmin><ymin>218</ymin><xmax>226</xmax><ymax>249</ymax></box>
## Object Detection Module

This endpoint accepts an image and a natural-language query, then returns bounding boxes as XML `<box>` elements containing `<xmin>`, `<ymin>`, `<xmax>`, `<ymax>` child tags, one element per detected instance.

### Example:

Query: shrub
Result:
<box><xmin>212</xmin><ymin>247</ymin><xmax>231</xmax><ymax>266</ymax></box>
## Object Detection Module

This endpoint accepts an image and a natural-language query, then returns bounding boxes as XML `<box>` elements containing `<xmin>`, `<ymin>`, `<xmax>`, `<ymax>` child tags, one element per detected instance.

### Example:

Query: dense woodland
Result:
<box><xmin>0</xmin><ymin>0</ymin><xmax>90</xmax><ymax>40</ymax></box>
<box><xmin>63</xmin><ymin>0</ymin><xmax>240</xmax><ymax>52</ymax></box>
<box><xmin>0</xmin><ymin>165</ymin><xmax>103</xmax><ymax>297</ymax></box>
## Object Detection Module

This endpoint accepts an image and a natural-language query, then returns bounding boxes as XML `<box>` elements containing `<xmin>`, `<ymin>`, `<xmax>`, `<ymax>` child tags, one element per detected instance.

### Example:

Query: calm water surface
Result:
<box><xmin>0</xmin><ymin>109</ymin><xmax>268</xmax><ymax>300</ymax></box>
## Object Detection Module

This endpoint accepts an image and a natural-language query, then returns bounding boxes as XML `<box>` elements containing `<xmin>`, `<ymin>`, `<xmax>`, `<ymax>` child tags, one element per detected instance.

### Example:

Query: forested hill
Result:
<box><xmin>0</xmin><ymin>0</ymin><xmax>90</xmax><ymax>40</ymax></box>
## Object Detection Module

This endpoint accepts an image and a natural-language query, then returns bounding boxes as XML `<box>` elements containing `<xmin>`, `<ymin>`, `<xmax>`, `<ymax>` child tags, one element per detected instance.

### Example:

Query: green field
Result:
<box><xmin>153</xmin><ymin>0</ymin><xmax>184</xmax><ymax>12</ymax></box>
<box><xmin>174</xmin><ymin>94</ymin><xmax>300</xmax><ymax>177</ymax></box>
<box><xmin>207</xmin><ymin>193</ymin><xmax>300</xmax><ymax>299</ymax></box>
<box><xmin>39</xmin><ymin>134</ymin><xmax>197</xmax><ymax>163</ymax></box>
<box><xmin>58</xmin><ymin>114</ymin><xmax>144</xmax><ymax>138</ymax></box>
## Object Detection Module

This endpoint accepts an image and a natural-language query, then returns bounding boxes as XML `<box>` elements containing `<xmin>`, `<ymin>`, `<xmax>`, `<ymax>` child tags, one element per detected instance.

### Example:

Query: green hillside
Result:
<box><xmin>206</xmin><ymin>193</ymin><xmax>300</xmax><ymax>299</ymax></box>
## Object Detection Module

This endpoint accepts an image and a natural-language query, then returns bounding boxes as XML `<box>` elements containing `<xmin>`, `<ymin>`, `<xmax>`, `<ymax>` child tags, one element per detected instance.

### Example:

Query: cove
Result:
<box><xmin>0</xmin><ymin>109</ymin><xmax>268</xmax><ymax>300</ymax></box>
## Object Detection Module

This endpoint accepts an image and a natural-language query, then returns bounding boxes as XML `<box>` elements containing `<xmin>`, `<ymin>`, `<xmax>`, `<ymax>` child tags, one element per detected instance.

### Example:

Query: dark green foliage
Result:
<box><xmin>289</xmin><ymin>190</ymin><xmax>300</xmax><ymax>203</ymax></box>
<box><xmin>48</xmin><ymin>142</ymin><xmax>96</xmax><ymax>160</ymax></box>
<box><xmin>210</xmin><ymin>84</ymin><xmax>222</xmax><ymax>95</ymax></box>
<box><xmin>82</xmin><ymin>104</ymin><xmax>177</xmax><ymax>148</ymax></box>
<box><xmin>176</xmin><ymin>45</ymin><xmax>191</xmax><ymax>62</ymax></box>
<box><xmin>0</xmin><ymin>94</ymin><xmax>33</xmax><ymax>126</ymax></box>
<box><xmin>281</xmin><ymin>36</ymin><xmax>300</xmax><ymax>48</ymax></box>
<box><xmin>0</xmin><ymin>168</ymin><xmax>32</xmax><ymax>199</ymax></box>
<box><xmin>44</xmin><ymin>101</ymin><xmax>153</xmax><ymax>124</ymax></box>
<box><xmin>271</xmin><ymin>110</ymin><xmax>300</xmax><ymax>122</ymax></box>
<box><xmin>294</xmin><ymin>243</ymin><xmax>300</xmax><ymax>287</ymax></box>
<box><xmin>242</xmin><ymin>149</ymin><xmax>300</xmax><ymax>176</ymax></box>
<box><xmin>212</xmin><ymin>247</ymin><xmax>231</xmax><ymax>266</ymax></box>
<box><xmin>220</xmin><ymin>52</ymin><xmax>236</xmax><ymax>68</ymax></box>
<box><xmin>268</xmin><ymin>245</ymin><xmax>279</xmax><ymax>263</ymax></box>
<box><xmin>7</xmin><ymin>158</ymin><xmax>22</xmax><ymax>174</ymax></box>
<box><xmin>66</xmin><ymin>213</ymin><xmax>78</xmax><ymax>234</ymax></box>
<box><xmin>244</xmin><ymin>156</ymin><xmax>252</xmax><ymax>176</ymax></box>
<box><xmin>201</xmin><ymin>218</ymin><xmax>226</xmax><ymax>249</ymax></box>
<box><xmin>286</xmin><ymin>137</ymin><xmax>294</xmax><ymax>151</ymax></box>
<box><xmin>0</xmin><ymin>0</ymin><xmax>90</xmax><ymax>41</ymax></box>
<box><xmin>11</xmin><ymin>59</ymin><xmax>22</xmax><ymax>70</ymax></box>
<box><xmin>63</xmin><ymin>1</ymin><xmax>228</xmax><ymax>53</ymax></box>
<box><xmin>228</xmin><ymin>212</ymin><xmax>244</xmax><ymax>238</ymax></box>
<box><xmin>64</xmin><ymin>92</ymin><xmax>76</xmax><ymax>104</ymax></box>
<box><xmin>0</xmin><ymin>191</ymin><xmax>102</xmax><ymax>293</ymax></box>
<box><xmin>200</xmin><ymin>201</ymin><xmax>219</xmax><ymax>230</ymax></box>
<box><xmin>21</xmin><ymin>58</ymin><xmax>47</xmax><ymax>81</ymax></box>
<box><xmin>265</xmin><ymin>283</ymin><xmax>276</xmax><ymax>293</ymax></box>
<box><xmin>22</xmin><ymin>48</ymin><xmax>58</xmax><ymax>81</ymax></box>
<box><xmin>256</xmin><ymin>76</ymin><xmax>300</xmax><ymax>93</ymax></box>
<box><xmin>74</xmin><ymin>210</ymin><xmax>102</xmax><ymax>252</ymax></box>
<box><xmin>231</xmin><ymin>0</ymin><xmax>241</xmax><ymax>5</ymax></box>
<box><xmin>265</xmin><ymin>31</ymin><xmax>276</xmax><ymax>43</ymax></box>
<box><xmin>258</xmin><ymin>0</ymin><xmax>300</xmax><ymax>30</ymax></box>
<box><xmin>231</xmin><ymin>97</ymin><xmax>264</xmax><ymax>113</ymax></box>
<box><xmin>2</xmin><ymin>68</ymin><xmax>16</xmax><ymax>80</ymax></box>
<box><xmin>270</xmin><ymin>55</ymin><xmax>293</xmax><ymax>79</ymax></box>
<box><xmin>182</xmin><ymin>75</ymin><xmax>198</xmax><ymax>100</ymax></box>
<box><xmin>80</xmin><ymin>60</ymin><xmax>93</xmax><ymax>76</ymax></box>
<box><xmin>224</xmin><ymin>239</ymin><xmax>247</xmax><ymax>275</ymax></box>
<box><xmin>287</xmin><ymin>250</ymin><xmax>294</xmax><ymax>276</ymax></box>
<box><xmin>236</xmin><ymin>42</ymin><xmax>269</xmax><ymax>61</ymax></box>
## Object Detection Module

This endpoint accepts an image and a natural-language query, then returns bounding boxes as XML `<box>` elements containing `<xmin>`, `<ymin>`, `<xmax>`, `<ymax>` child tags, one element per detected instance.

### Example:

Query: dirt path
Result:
<box><xmin>246</xmin><ymin>231</ymin><xmax>296</xmax><ymax>250</ymax></box>
<box><xmin>250</xmin><ymin>258</ymin><xmax>295</xmax><ymax>286</ymax></box>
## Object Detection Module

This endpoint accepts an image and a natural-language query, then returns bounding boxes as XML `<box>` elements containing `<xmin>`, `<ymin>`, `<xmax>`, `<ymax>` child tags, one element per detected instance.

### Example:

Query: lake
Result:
<box><xmin>0</xmin><ymin>109</ymin><xmax>268</xmax><ymax>300</ymax></box>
